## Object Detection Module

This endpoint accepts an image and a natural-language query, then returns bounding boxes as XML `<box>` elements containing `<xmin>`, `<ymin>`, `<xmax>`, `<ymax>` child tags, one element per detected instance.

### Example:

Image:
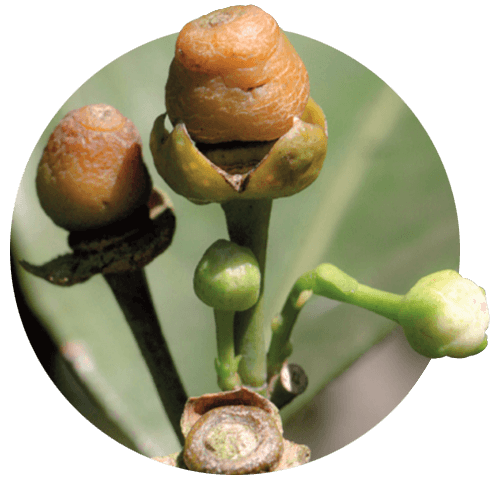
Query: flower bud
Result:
<box><xmin>165</xmin><ymin>5</ymin><xmax>310</xmax><ymax>144</ymax></box>
<box><xmin>398</xmin><ymin>270</ymin><xmax>489</xmax><ymax>358</ymax></box>
<box><xmin>193</xmin><ymin>239</ymin><xmax>261</xmax><ymax>311</ymax></box>
<box><xmin>151</xmin><ymin>5</ymin><xmax>328</xmax><ymax>204</ymax></box>
<box><xmin>36</xmin><ymin>104</ymin><xmax>151</xmax><ymax>231</ymax></box>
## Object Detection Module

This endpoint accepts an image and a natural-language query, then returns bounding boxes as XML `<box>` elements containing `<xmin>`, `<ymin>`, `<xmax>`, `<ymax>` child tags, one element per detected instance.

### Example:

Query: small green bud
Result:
<box><xmin>194</xmin><ymin>239</ymin><xmax>261</xmax><ymax>311</ymax></box>
<box><xmin>398</xmin><ymin>270</ymin><xmax>489</xmax><ymax>358</ymax></box>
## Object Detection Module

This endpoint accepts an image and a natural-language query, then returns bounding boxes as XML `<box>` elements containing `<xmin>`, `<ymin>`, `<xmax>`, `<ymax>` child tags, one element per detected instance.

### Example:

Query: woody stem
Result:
<box><xmin>104</xmin><ymin>269</ymin><xmax>187</xmax><ymax>446</ymax></box>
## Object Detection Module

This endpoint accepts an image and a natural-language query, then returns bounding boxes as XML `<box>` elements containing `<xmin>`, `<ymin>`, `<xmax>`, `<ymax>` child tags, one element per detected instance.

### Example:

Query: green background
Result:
<box><xmin>11</xmin><ymin>32</ymin><xmax>459</xmax><ymax>459</ymax></box>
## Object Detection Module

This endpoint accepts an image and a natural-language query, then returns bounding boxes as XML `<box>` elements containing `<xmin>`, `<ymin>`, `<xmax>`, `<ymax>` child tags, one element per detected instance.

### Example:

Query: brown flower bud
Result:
<box><xmin>36</xmin><ymin>104</ymin><xmax>151</xmax><ymax>232</ymax></box>
<box><xmin>165</xmin><ymin>5</ymin><xmax>310</xmax><ymax>144</ymax></box>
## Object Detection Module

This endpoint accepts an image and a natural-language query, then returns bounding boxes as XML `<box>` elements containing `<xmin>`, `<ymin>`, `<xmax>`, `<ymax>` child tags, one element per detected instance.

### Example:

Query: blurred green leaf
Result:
<box><xmin>11</xmin><ymin>33</ymin><xmax>458</xmax><ymax>456</ymax></box>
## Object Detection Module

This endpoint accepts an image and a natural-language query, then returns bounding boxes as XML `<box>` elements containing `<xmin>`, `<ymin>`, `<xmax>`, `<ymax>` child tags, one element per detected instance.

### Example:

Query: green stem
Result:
<box><xmin>221</xmin><ymin>199</ymin><xmax>272</xmax><ymax>389</ymax></box>
<box><xmin>214</xmin><ymin>309</ymin><xmax>242</xmax><ymax>391</ymax></box>
<box><xmin>267</xmin><ymin>264</ymin><xmax>404</xmax><ymax>379</ymax></box>
<box><xmin>267</xmin><ymin>273</ymin><xmax>313</xmax><ymax>379</ymax></box>
<box><xmin>104</xmin><ymin>269</ymin><xmax>187</xmax><ymax>446</ymax></box>
<box><xmin>344</xmin><ymin>284</ymin><xmax>403</xmax><ymax>323</ymax></box>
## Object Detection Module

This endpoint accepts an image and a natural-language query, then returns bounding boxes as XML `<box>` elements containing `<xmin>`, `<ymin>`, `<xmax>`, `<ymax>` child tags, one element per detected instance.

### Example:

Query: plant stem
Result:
<box><xmin>269</xmin><ymin>363</ymin><xmax>308</xmax><ymax>409</ymax></box>
<box><xmin>221</xmin><ymin>199</ymin><xmax>273</xmax><ymax>389</ymax></box>
<box><xmin>214</xmin><ymin>309</ymin><xmax>236</xmax><ymax>367</ymax></box>
<box><xmin>214</xmin><ymin>309</ymin><xmax>242</xmax><ymax>391</ymax></box>
<box><xmin>344</xmin><ymin>284</ymin><xmax>403</xmax><ymax>323</ymax></box>
<box><xmin>267</xmin><ymin>275</ymin><xmax>313</xmax><ymax>379</ymax></box>
<box><xmin>267</xmin><ymin>264</ymin><xmax>404</xmax><ymax>379</ymax></box>
<box><xmin>104</xmin><ymin>269</ymin><xmax>187</xmax><ymax>446</ymax></box>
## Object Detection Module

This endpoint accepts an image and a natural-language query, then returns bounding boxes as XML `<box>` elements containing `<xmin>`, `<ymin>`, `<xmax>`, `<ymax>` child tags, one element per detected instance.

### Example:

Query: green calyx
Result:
<box><xmin>194</xmin><ymin>239</ymin><xmax>261</xmax><ymax>312</ymax></box>
<box><xmin>150</xmin><ymin>97</ymin><xmax>328</xmax><ymax>204</ymax></box>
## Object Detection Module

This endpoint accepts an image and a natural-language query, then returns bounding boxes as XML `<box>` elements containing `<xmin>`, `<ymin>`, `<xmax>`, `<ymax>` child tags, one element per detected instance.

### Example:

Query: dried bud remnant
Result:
<box><xmin>183</xmin><ymin>405</ymin><xmax>284</xmax><ymax>474</ymax></box>
<box><xmin>166</xmin><ymin>5</ymin><xmax>310</xmax><ymax>143</ymax></box>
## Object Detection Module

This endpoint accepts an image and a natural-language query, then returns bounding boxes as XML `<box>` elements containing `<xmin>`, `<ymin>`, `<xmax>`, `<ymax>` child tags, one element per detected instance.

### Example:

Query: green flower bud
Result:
<box><xmin>398</xmin><ymin>270</ymin><xmax>489</xmax><ymax>358</ymax></box>
<box><xmin>194</xmin><ymin>239</ymin><xmax>261</xmax><ymax>311</ymax></box>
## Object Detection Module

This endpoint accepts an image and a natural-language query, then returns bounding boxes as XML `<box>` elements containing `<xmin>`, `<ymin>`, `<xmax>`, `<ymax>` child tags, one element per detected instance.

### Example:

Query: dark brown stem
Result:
<box><xmin>104</xmin><ymin>268</ymin><xmax>187</xmax><ymax>446</ymax></box>
<box><xmin>268</xmin><ymin>363</ymin><xmax>308</xmax><ymax>410</ymax></box>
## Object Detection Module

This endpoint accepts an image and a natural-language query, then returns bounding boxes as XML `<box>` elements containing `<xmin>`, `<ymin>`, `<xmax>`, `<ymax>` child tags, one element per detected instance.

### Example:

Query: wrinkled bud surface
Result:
<box><xmin>166</xmin><ymin>5</ymin><xmax>310</xmax><ymax>144</ymax></box>
<box><xmin>37</xmin><ymin>104</ymin><xmax>151</xmax><ymax>231</ymax></box>
<box><xmin>153</xmin><ymin>5</ymin><xmax>327</xmax><ymax>204</ymax></box>
<box><xmin>398</xmin><ymin>270</ymin><xmax>489</xmax><ymax>358</ymax></box>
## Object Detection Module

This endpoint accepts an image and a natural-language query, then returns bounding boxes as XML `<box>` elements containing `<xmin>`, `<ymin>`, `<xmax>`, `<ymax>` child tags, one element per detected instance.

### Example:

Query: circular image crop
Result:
<box><xmin>11</xmin><ymin>5</ymin><xmax>460</xmax><ymax>474</ymax></box>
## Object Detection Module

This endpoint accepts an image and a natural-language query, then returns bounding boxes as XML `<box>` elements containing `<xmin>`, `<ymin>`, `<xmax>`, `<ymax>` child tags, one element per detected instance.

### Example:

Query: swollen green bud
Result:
<box><xmin>194</xmin><ymin>239</ymin><xmax>261</xmax><ymax>311</ymax></box>
<box><xmin>398</xmin><ymin>270</ymin><xmax>489</xmax><ymax>358</ymax></box>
